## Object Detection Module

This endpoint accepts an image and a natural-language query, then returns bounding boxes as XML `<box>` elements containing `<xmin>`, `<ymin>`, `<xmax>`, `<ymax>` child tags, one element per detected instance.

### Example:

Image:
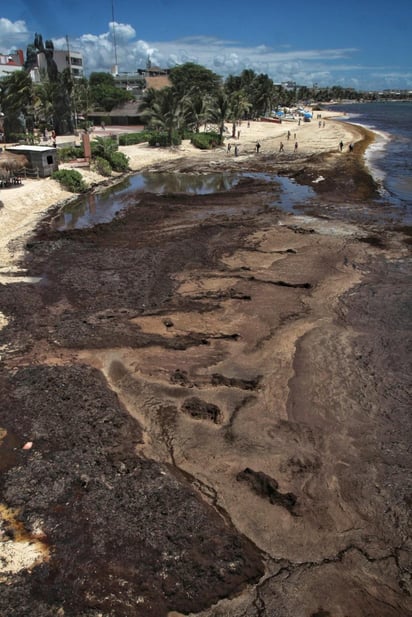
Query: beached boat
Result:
<box><xmin>260</xmin><ymin>116</ymin><xmax>282</xmax><ymax>124</ymax></box>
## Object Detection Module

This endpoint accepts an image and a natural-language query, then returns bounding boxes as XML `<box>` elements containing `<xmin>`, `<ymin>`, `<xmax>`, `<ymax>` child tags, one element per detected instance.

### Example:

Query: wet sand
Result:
<box><xmin>0</xmin><ymin>117</ymin><xmax>411</xmax><ymax>616</ymax></box>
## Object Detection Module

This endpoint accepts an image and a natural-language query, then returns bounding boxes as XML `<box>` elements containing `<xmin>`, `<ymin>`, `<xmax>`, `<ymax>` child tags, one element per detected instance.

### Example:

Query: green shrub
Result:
<box><xmin>191</xmin><ymin>132</ymin><xmax>221</xmax><ymax>150</ymax></box>
<box><xmin>26</xmin><ymin>133</ymin><xmax>40</xmax><ymax>145</ymax></box>
<box><xmin>148</xmin><ymin>132</ymin><xmax>181</xmax><ymax>147</ymax></box>
<box><xmin>106</xmin><ymin>151</ymin><xmax>129</xmax><ymax>172</ymax></box>
<box><xmin>78</xmin><ymin>120</ymin><xmax>94</xmax><ymax>132</ymax></box>
<box><xmin>179</xmin><ymin>129</ymin><xmax>195</xmax><ymax>140</ymax></box>
<box><xmin>52</xmin><ymin>169</ymin><xmax>87</xmax><ymax>193</ymax></box>
<box><xmin>93</xmin><ymin>156</ymin><xmax>112</xmax><ymax>176</ymax></box>
<box><xmin>8</xmin><ymin>133</ymin><xmax>28</xmax><ymax>143</ymax></box>
<box><xmin>90</xmin><ymin>136</ymin><xmax>119</xmax><ymax>158</ymax></box>
<box><xmin>118</xmin><ymin>131</ymin><xmax>152</xmax><ymax>146</ymax></box>
<box><xmin>58</xmin><ymin>146</ymin><xmax>84</xmax><ymax>162</ymax></box>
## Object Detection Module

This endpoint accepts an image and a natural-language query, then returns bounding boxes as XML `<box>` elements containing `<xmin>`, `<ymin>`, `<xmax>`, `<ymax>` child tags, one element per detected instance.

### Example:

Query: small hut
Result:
<box><xmin>5</xmin><ymin>145</ymin><xmax>58</xmax><ymax>178</ymax></box>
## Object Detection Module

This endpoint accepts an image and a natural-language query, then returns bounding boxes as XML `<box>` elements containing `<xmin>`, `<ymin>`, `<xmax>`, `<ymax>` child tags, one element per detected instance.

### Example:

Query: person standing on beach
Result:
<box><xmin>287</xmin><ymin>130</ymin><xmax>291</xmax><ymax>140</ymax></box>
<box><xmin>227</xmin><ymin>143</ymin><xmax>232</xmax><ymax>153</ymax></box>
<box><xmin>234</xmin><ymin>144</ymin><xmax>239</xmax><ymax>156</ymax></box>
<box><xmin>294</xmin><ymin>141</ymin><xmax>298</xmax><ymax>152</ymax></box>
<box><xmin>339</xmin><ymin>141</ymin><xmax>344</xmax><ymax>152</ymax></box>
<box><xmin>279</xmin><ymin>141</ymin><xmax>284</xmax><ymax>152</ymax></box>
<box><xmin>256</xmin><ymin>142</ymin><xmax>261</xmax><ymax>153</ymax></box>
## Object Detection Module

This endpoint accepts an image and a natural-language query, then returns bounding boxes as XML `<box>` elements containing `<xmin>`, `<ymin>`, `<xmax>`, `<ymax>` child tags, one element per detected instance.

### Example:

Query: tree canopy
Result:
<box><xmin>89</xmin><ymin>72</ymin><xmax>134</xmax><ymax>111</ymax></box>
<box><xmin>169</xmin><ymin>62</ymin><xmax>222</xmax><ymax>98</ymax></box>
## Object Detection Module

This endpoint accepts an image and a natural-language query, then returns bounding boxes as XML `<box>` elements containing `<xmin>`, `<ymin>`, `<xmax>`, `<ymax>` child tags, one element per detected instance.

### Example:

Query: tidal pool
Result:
<box><xmin>53</xmin><ymin>171</ymin><xmax>316</xmax><ymax>231</ymax></box>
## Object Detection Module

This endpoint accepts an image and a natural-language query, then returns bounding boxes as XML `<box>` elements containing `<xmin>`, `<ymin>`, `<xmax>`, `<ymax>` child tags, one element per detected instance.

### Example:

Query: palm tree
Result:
<box><xmin>183</xmin><ymin>89</ymin><xmax>215</xmax><ymax>133</ymax></box>
<box><xmin>33</xmin><ymin>81</ymin><xmax>56</xmax><ymax>130</ymax></box>
<box><xmin>92</xmin><ymin>136</ymin><xmax>118</xmax><ymax>160</ymax></box>
<box><xmin>0</xmin><ymin>71</ymin><xmax>34</xmax><ymax>138</ymax></box>
<box><xmin>249</xmin><ymin>74</ymin><xmax>275</xmax><ymax>117</ymax></box>
<box><xmin>209</xmin><ymin>91</ymin><xmax>231</xmax><ymax>143</ymax></box>
<box><xmin>73</xmin><ymin>78</ymin><xmax>93</xmax><ymax>123</ymax></box>
<box><xmin>138</xmin><ymin>87</ymin><xmax>161</xmax><ymax>129</ymax></box>
<box><xmin>140</xmin><ymin>87</ymin><xmax>184</xmax><ymax>145</ymax></box>
<box><xmin>229</xmin><ymin>91</ymin><xmax>251</xmax><ymax>137</ymax></box>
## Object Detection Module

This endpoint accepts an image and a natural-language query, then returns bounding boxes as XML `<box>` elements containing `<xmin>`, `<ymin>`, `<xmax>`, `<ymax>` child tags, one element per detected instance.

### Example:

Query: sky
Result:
<box><xmin>0</xmin><ymin>0</ymin><xmax>411</xmax><ymax>91</ymax></box>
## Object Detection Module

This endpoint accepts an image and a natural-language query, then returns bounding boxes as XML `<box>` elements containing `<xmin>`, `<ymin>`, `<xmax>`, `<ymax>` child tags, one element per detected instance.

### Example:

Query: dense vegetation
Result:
<box><xmin>56</xmin><ymin>136</ymin><xmax>130</xmax><ymax>176</ymax></box>
<box><xmin>51</xmin><ymin>169</ymin><xmax>87</xmax><ymax>192</ymax></box>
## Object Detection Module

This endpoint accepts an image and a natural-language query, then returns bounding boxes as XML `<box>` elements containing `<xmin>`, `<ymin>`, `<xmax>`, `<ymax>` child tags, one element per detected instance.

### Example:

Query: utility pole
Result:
<box><xmin>66</xmin><ymin>34</ymin><xmax>77</xmax><ymax>130</ymax></box>
<box><xmin>111</xmin><ymin>0</ymin><xmax>118</xmax><ymax>76</ymax></box>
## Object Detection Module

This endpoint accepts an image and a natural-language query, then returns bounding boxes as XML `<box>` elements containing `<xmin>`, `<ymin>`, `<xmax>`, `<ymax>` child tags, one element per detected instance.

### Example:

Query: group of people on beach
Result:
<box><xmin>226</xmin><ymin>116</ymin><xmax>353</xmax><ymax>159</ymax></box>
<box><xmin>339</xmin><ymin>140</ymin><xmax>354</xmax><ymax>152</ymax></box>
<box><xmin>227</xmin><ymin>143</ymin><xmax>239</xmax><ymax>156</ymax></box>
<box><xmin>278</xmin><ymin>140</ymin><xmax>298</xmax><ymax>152</ymax></box>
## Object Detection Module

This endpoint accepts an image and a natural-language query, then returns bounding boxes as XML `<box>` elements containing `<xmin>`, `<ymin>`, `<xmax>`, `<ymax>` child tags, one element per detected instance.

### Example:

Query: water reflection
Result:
<box><xmin>140</xmin><ymin>171</ymin><xmax>238</xmax><ymax>194</ymax></box>
<box><xmin>55</xmin><ymin>189</ymin><xmax>133</xmax><ymax>230</ymax></box>
<box><xmin>274</xmin><ymin>176</ymin><xmax>315</xmax><ymax>212</ymax></box>
<box><xmin>54</xmin><ymin>172</ymin><xmax>240</xmax><ymax>230</ymax></box>
<box><xmin>53</xmin><ymin>171</ymin><xmax>316</xmax><ymax>231</ymax></box>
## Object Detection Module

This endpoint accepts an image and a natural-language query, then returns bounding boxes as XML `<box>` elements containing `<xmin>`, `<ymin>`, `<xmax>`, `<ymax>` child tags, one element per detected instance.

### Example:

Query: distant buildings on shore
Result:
<box><xmin>1</xmin><ymin>49</ymin><xmax>411</xmax><ymax>101</ymax></box>
<box><xmin>114</xmin><ymin>65</ymin><xmax>171</xmax><ymax>95</ymax></box>
<box><xmin>0</xmin><ymin>50</ymin><xmax>26</xmax><ymax>78</ymax></box>
<box><xmin>0</xmin><ymin>47</ymin><xmax>83</xmax><ymax>82</ymax></box>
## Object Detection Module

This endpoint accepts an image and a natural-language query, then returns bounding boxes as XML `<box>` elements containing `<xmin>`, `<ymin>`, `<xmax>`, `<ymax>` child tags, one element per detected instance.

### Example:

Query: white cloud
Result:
<box><xmin>0</xmin><ymin>17</ymin><xmax>29</xmax><ymax>52</ymax></box>
<box><xmin>48</xmin><ymin>24</ymin><xmax>365</xmax><ymax>85</ymax></box>
<box><xmin>0</xmin><ymin>18</ymin><xmax>411</xmax><ymax>89</ymax></box>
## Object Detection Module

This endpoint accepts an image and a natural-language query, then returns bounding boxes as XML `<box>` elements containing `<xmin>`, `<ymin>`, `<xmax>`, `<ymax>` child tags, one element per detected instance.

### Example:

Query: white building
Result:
<box><xmin>0</xmin><ymin>50</ymin><xmax>25</xmax><ymax>78</ymax></box>
<box><xmin>37</xmin><ymin>49</ymin><xmax>84</xmax><ymax>78</ymax></box>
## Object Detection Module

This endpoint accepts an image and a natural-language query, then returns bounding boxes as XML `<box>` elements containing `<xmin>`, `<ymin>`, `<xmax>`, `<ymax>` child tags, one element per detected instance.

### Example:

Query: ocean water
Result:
<box><xmin>333</xmin><ymin>101</ymin><xmax>412</xmax><ymax>221</ymax></box>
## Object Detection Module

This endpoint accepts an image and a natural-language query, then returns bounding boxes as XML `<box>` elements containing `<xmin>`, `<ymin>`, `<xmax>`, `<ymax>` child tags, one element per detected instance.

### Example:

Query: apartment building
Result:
<box><xmin>37</xmin><ymin>49</ymin><xmax>84</xmax><ymax>78</ymax></box>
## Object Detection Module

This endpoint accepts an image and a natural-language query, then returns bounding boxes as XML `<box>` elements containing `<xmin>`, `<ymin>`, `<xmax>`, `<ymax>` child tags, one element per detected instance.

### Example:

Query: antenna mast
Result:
<box><xmin>111</xmin><ymin>0</ymin><xmax>118</xmax><ymax>75</ymax></box>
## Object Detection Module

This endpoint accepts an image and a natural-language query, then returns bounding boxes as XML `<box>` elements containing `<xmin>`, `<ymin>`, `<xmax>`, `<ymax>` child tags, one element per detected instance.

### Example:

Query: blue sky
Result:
<box><xmin>1</xmin><ymin>0</ymin><xmax>411</xmax><ymax>90</ymax></box>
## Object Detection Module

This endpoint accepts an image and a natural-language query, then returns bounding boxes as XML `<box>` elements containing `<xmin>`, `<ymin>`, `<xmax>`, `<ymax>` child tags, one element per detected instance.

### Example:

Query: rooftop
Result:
<box><xmin>7</xmin><ymin>145</ymin><xmax>56</xmax><ymax>152</ymax></box>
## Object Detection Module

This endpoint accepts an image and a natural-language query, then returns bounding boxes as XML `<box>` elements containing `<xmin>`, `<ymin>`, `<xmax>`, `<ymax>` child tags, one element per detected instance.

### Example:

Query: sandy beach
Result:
<box><xmin>1</xmin><ymin>112</ymin><xmax>411</xmax><ymax>617</ymax></box>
